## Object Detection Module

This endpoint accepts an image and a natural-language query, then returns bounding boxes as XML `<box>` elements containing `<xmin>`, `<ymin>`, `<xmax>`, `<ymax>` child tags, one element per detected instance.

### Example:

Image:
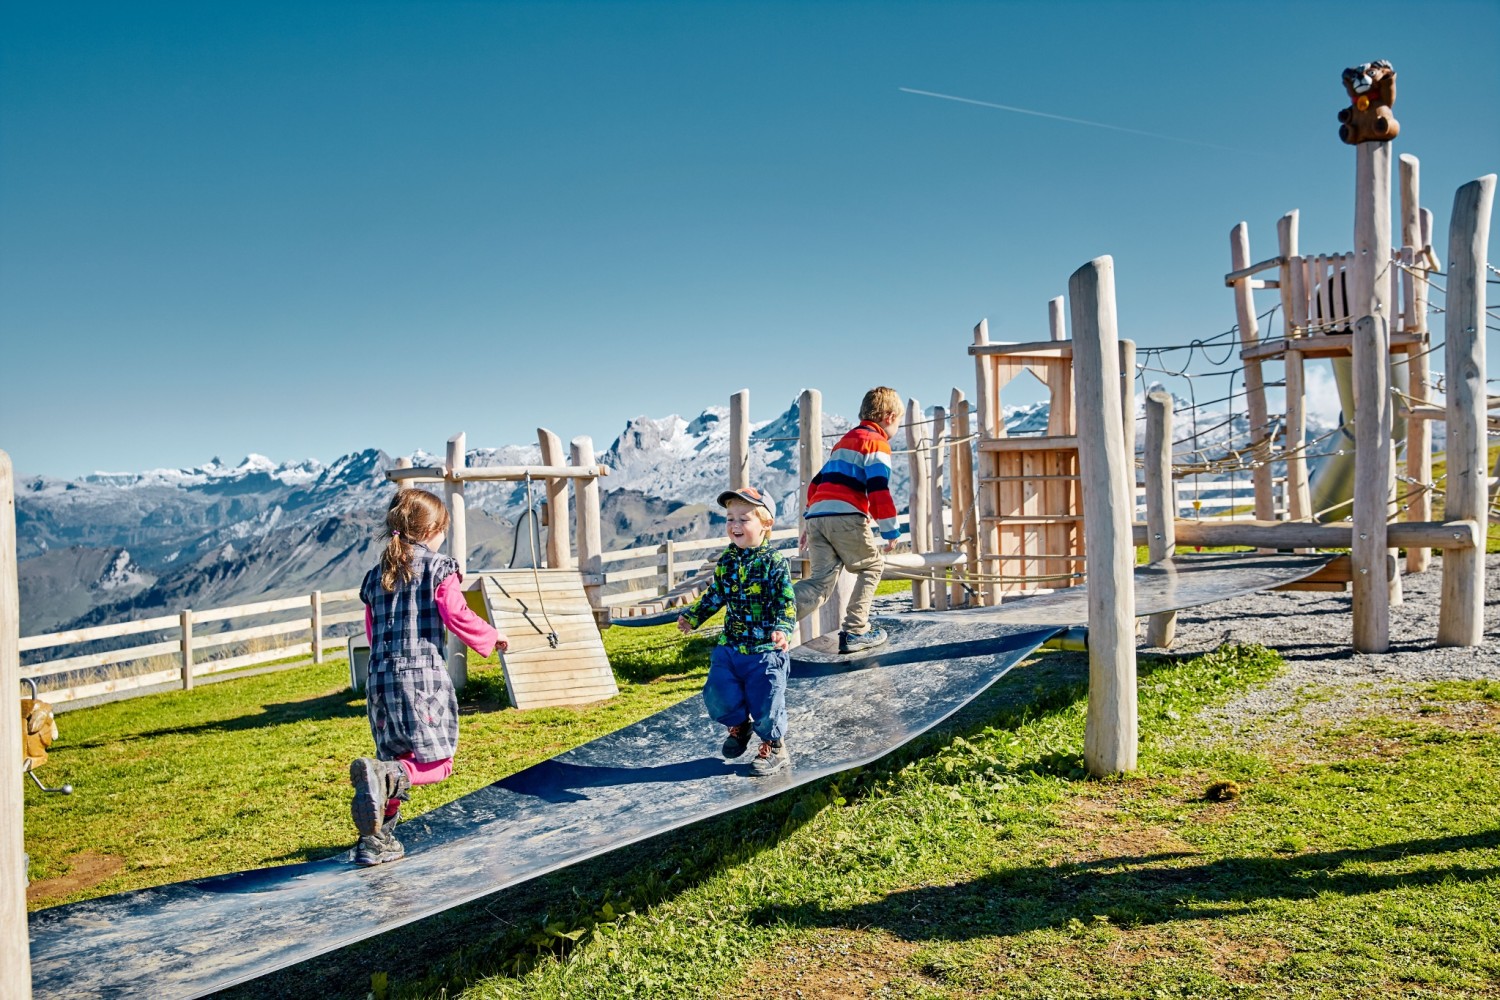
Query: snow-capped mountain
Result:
<box><xmin>14</xmin><ymin>392</ymin><xmax>1344</xmax><ymax>635</ymax></box>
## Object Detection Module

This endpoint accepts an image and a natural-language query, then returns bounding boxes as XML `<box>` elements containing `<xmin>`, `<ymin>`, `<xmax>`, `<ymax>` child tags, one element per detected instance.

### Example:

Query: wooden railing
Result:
<box><xmin>21</xmin><ymin>589</ymin><xmax>362</xmax><ymax>704</ymax></box>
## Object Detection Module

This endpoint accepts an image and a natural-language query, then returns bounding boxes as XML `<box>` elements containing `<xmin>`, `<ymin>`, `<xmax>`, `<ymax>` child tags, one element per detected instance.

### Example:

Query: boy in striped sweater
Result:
<box><xmin>795</xmin><ymin>386</ymin><xmax>902</xmax><ymax>653</ymax></box>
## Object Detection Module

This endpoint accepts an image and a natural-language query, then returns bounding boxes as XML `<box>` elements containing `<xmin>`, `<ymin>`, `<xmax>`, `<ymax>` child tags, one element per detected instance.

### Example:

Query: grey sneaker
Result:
<box><xmin>839</xmin><ymin>626</ymin><xmax>888</xmax><ymax>654</ymax></box>
<box><xmin>349</xmin><ymin>757</ymin><xmax>386</xmax><ymax>837</ymax></box>
<box><xmin>721</xmin><ymin>722</ymin><xmax>754</xmax><ymax>759</ymax></box>
<box><xmin>749</xmin><ymin>739</ymin><xmax>789</xmax><ymax>777</ymax></box>
<box><xmin>353</xmin><ymin>827</ymin><xmax>405</xmax><ymax>867</ymax></box>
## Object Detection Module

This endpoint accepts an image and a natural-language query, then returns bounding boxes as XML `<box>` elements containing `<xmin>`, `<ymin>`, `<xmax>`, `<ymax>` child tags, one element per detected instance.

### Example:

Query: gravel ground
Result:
<box><xmin>877</xmin><ymin>553</ymin><xmax>1500</xmax><ymax>740</ymax></box>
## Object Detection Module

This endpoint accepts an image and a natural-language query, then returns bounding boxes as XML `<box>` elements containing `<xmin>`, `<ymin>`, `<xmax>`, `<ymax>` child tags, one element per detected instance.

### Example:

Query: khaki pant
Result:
<box><xmin>794</xmin><ymin>515</ymin><xmax>884</xmax><ymax>633</ymax></box>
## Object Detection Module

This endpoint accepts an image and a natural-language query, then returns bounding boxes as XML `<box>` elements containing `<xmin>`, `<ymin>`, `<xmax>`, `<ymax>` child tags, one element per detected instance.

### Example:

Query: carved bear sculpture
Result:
<box><xmin>1338</xmin><ymin>60</ymin><xmax>1399</xmax><ymax>144</ymax></box>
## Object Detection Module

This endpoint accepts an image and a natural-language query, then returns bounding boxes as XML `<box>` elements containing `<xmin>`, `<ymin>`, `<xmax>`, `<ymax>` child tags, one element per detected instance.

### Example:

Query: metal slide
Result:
<box><xmin>26</xmin><ymin>553</ymin><xmax>1330</xmax><ymax>999</ymax></box>
<box><xmin>1306</xmin><ymin>355</ymin><xmax>1409</xmax><ymax>520</ymax></box>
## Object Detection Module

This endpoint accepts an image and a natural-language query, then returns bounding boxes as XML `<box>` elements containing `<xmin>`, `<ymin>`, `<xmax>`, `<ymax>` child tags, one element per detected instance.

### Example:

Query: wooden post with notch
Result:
<box><xmin>571</xmin><ymin>436</ymin><xmax>606</xmax><ymax>628</ymax></box>
<box><xmin>537</xmin><ymin>428</ymin><xmax>573</xmax><ymax>569</ymax></box>
<box><xmin>729</xmin><ymin>389</ymin><xmax>750</xmax><ymax>491</ymax></box>
<box><xmin>1350</xmin><ymin>142</ymin><xmax>1394</xmax><ymax>653</ymax></box>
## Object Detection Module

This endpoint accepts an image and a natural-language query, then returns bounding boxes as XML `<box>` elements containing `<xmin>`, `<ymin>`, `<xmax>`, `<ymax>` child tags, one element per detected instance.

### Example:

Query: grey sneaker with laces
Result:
<box><xmin>839</xmin><ymin>625</ymin><xmax>888</xmax><ymax>654</ymax></box>
<box><xmin>721</xmin><ymin>722</ymin><xmax>753</xmax><ymax>759</ymax></box>
<box><xmin>749</xmin><ymin>739</ymin><xmax>789</xmax><ymax>776</ymax></box>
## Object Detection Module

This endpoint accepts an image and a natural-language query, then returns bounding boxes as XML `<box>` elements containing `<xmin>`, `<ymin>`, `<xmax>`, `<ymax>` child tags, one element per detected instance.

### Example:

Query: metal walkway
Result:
<box><xmin>27</xmin><ymin>552</ymin><xmax>1329</xmax><ymax>998</ymax></box>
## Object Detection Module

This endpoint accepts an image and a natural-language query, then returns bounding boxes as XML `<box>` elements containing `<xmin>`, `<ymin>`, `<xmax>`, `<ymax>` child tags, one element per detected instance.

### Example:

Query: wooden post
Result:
<box><xmin>571</xmin><ymin>436</ymin><xmax>606</xmax><ymax>627</ymax></box>
<box><xmin>1437</xmin><ymin>174</ymin><xmax>1496</xmax><ymax>646</ymax></box>
<box><xmin>0</xmin><ymin>451</ymin><xmax>35</xmax><ymax>1000</ymax></box>
<box><xmin>1118</xmin><ymin>339</ymin><xmax>1137</xmax><ymax>465</ymax></box>
<box><xmin>1230</xmin><ymin>223</ymin><xmax>1276</xmax><ymax>522</ymax></box>
<box><xmin>310</xmin><ymin>590</ymin><xmax>324</xmax><ymax>665</ymax></box>
<box><xmin>1069</xmin><ymin>256</ymin><xmax>1138</xmax><ymax>777</ymax></box>
<box><xmin>179</xmin><ymin>609</ymin><xmax>194</xmax><ymax>690</ymax></box>
<box><xmin>1048</xmin><ymin>296</ymin><xmax>1067</xmax><ymax>340</ymax></box>
<box><xmin>729</xmin><ymin>389</ymin><xmax>750</xmax><ymax>491</ymax></box>
<box><xmin>905</xmin><ymin>397</ymin><xmax>932</xmax><ymax>610</ymax></box>
<box><xmin>1278</xmin><ymin>211</ymin><xmax>1312</xmax><ymax>524</ymax></box>
<box><xmin>795</xmin><ymin>388</ymin><xmax>845</xmax><ymax>643</ymax></box>
<box><xmin>661</xmin><ymin>539</ymin><xmax>676</xmax><ymax>596</ymax></box>
<box><xmin>973</xmin><ymin>319</ymin><xmax>1001</xmax><ymax>606</ymax></box>
<box><xmin>950</xmin><ymin>390</ymin><xmax>976</xmax><ymax>608</ymax></box>
<box><xmin>1144</xmin><ymin>391</ymin><xmax>1177</xmax><ymax>648</ymax></box>
<box><xmin>445</xmin><ymin>433</ymin><xmax>469</xmax><ymax>687</ymax></box>
<box><xmin>930</xmin><ymin>403</ymin><xmax>949</xmax><ymax>611</ymax></box>
<box><xmin>1400</xmin><ymin>155</ymin><xmax>1434</xmax><ymax>573</ymax></box>
<box><xmin>537</xmin><ymin>428</ymin><xmax>573</xmax><ymax>569</ymax></box>
<box><xmin>1350</xmin><ymin>142</ymin><xmax>1394</xmax><ymax>653</ymax></box>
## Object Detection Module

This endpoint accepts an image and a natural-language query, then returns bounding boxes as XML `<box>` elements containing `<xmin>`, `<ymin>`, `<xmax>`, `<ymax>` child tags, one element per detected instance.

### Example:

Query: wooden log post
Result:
<box><xmin>729</xmin><ymin>389</ymin><xmax>750</xmax><ymax>491</ymax></box>
<box><xmin>571</xmin><ymin>436</ymin><xmax>606</xmax><ymax>628</ymax></box>
<box><xmin>972</xmin><ymin>319</ymin><xmax>1001</xmax><ymax>606</ymax></box>
<box><xmin>1230</xmin><ymin>223</ymin><xmax>1276</xmax><ymax>522</ymax></box>
<box><xmin>906</xmin><ymin>398</ymin><xmax>932</xmax><ymax>610</ymax></box>
<box><xmin>1048</xmin><ymin>295</ymin><xmax>1067</xmax><ymax>341</ymax></box>
<box><xmin>1069</xmin><ymin>257</ymin><xmax>1138</xmax><ymax>777</ymax></box>
<box><xmin>661</xmin><ymin>539</ymin><xmax>676</xmax><ymax>597</ymax></box>
<box><xmin>930</xmin><ymin>403</ymin><xmax>949</xmax><ymax>611</ymax></box>
<box><xmin>1400</xmin><ymin>155</ymin><xmax>1434</xmax><ymax>573</ymax></box>
<box><xmin>1144</xmin><ymin>391</ymin><xmax>1177</xmax><ymax>648</ymax></box>
<box><xmin>1350</xmin><ymin>142</ymin><xmax>1395</xmax><ymax>653</ymax></box>
<box><xmin>310</xmin><ymin>590</ymin><xmax>324</xmax><ymax>665</ymax></box>
<box><xmin>537</xmin><ymin>428</ymin><xmax>573</xmax><ymax>569</ymax></box>
<box><xmin>795</xmin><ymin>388</ymin><xmax>848</xmax><ymax>643</ymax></box>
<box><xmin>1278</xmin><ymin>211</ymin><xmax>1312</xmax><ymax>524</ymax></box>
<box><xmin>949</xmin><ymin>389</ymin><xmax>976</xmax><ymax>608</ymax></box>
<box><xmin>445</xmin><ymin>433</ymin><xmax>469</xmax><ymax>687</ymax></box>
<box><xmin>179</xmin><ymin>609</ymin><xmax>194</xmax><ymax>690</ymax></box>
<box><xmin>1437</xmin><ymin>174</ymin><xmax>1496</xmax><ymax>647</ymax></box>
<box><xmin>1118</xmin><ymin>339</ymin><xmax>1137</xmax><ymax>466</ymax></box>
<box><xmin>0</xmin><ymin>451</ymin><xmax>33</xmax><ymax>998</ymax></box>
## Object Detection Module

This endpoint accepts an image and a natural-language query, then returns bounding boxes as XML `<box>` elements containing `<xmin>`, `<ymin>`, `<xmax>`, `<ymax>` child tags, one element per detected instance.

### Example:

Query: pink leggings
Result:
<box><xmin>386</xmin><ymin>754</ymin><xmax>453</xmax><ymax>817</ymax></box>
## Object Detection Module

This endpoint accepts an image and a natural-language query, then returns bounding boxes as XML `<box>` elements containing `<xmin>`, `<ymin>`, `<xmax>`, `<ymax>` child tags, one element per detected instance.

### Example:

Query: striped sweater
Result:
<box><xmin>805</xmin><ymin>420</ymin><xmax>900</xmax><ymax>539</ymax></box>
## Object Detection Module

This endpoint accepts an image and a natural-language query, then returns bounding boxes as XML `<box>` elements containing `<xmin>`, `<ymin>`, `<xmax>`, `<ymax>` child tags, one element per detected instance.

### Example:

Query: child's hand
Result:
<box><xmin>494</xmin><ymin>633</ymin><xmax>510</xmax><ymax>655</ymax></box>
<box><xmin>676</xmin><ymin>615</ymin><xmax>692</xmax><ymax>634</ymax></box>
<box><xmin>884</xmin><ymin>538</ymin><xmax>897</xmax><ymax>553</ymax></box>
<box><xmin>771</xmin><ymin>630</ymin><xmax>789</xmax><ymax>651</ymax></box>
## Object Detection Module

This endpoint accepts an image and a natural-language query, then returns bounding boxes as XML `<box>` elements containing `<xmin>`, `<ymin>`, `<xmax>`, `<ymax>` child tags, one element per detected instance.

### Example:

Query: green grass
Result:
<box><xmin>23</xmin><ymin>623</ymin><xmax>714</xmax><ymax>907</ymax></box>
<box><xmin>26</xmin><ymin>612</ymin><xmax>1500</xmax><ymax>999</ymax></box>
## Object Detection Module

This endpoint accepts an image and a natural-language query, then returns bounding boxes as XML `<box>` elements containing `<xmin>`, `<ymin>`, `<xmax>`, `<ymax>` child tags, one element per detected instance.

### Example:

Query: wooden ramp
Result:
<box><xmin>467</xmin><ymin>570</ymin><xmax>617</xmax><ymax>709</ymax></box>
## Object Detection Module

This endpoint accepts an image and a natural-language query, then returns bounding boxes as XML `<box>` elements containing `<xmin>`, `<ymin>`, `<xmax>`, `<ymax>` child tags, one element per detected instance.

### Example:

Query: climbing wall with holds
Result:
<box><xmin>466</xmin><ymin>570</ymin><xmax>618</xmax><ymax>709</ymax></box>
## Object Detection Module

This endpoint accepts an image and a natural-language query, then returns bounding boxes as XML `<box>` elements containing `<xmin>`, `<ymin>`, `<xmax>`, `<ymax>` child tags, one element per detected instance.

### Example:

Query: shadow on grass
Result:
<box><xmin>747</xmin><ymin>830</ymin><xmax>1500</xmax><ymax>940</ymax></box>
<box><xmin>65</xmin><ymin>689</ymin><xmax>368</xmax><ymax>747</ymax></box>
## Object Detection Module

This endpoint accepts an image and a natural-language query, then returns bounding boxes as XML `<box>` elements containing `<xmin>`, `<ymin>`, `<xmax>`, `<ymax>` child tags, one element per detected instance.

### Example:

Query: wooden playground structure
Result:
<box><xmin>2</xmin><ymin>58</ymin><xmax>1495</xmax><ymax>998</ymax></box>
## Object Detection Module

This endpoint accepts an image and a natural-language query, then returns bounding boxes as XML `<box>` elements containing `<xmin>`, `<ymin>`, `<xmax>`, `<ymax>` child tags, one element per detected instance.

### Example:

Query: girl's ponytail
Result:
<box><xmin>380</xmin><ymin>488</ymin><xmax>451</xmax><ymax>591</ymax></box>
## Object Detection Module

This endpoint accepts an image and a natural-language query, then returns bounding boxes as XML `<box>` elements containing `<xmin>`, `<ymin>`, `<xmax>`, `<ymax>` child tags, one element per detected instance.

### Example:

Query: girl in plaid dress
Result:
<box><xmin>351</xmin><ymin>488</ymin><xmax>508</xmax><ymax>866</ymax></box>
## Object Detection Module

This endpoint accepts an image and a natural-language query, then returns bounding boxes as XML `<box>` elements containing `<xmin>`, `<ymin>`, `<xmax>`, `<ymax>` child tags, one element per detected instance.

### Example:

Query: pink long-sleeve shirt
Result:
<box><xmin>365</xmin><ymin>575</ymin><xmax>501</xmax><ymax>658</ymax></box>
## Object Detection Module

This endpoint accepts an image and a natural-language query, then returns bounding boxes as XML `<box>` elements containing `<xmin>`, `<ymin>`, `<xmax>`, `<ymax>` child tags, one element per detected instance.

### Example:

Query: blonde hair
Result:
<box><xmin>860</xmin><ymin>386</ymin><xmax>902</xmax><ymax>424</ymax></box>
<box><xmin>725</xmin><ymin>498</ymin><xmax>775</xmax><ymax>529</ymax></box>
<box><xmin>380</xmin><ymin>488</ymin><xmax>450</xmax><ymax>591</ymax></box>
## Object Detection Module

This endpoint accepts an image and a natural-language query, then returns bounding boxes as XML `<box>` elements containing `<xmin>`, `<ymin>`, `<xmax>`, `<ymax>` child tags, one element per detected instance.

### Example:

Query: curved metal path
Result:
<box><xmin>27</xmin><ymin>552</ymin><xmax>1329</xmax><ymax>998</ymax></box>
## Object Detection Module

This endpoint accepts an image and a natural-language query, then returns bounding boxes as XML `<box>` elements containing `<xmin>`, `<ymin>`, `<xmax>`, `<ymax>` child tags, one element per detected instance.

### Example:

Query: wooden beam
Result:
<box><xmin>1128</xmin><ymin>518</ymin><xmax>1480</xmax><ymax>550</ymax></box>
<box><xmin>1143</xmin><ymin>391</ymin><xmax>1177</xmax><ymax>648</ymax></box>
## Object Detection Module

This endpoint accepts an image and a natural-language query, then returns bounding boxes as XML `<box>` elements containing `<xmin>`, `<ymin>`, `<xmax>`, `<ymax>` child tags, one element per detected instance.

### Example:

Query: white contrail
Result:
<box><xmin>899</xmin><ymin>87</ymin><xmax>1242</xmax><ymax>153</ymax></box>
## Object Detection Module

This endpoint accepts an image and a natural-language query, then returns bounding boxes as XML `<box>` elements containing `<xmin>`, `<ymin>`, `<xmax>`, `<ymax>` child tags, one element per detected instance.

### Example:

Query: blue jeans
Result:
<box><xmin>702</xmin><ymin>645</ymin><xmax>789</xmax><ymax>743</ymax></box>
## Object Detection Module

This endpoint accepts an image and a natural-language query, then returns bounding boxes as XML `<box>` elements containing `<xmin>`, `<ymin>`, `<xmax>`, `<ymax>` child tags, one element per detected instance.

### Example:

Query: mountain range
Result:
<box><xmin>15</xmin><ymin>391</ymin><xmax>1336</xmax><ymax>636</ymax></box>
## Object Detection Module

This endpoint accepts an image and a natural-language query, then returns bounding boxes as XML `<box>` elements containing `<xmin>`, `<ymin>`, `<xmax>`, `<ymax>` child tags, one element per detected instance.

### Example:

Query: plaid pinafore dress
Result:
<box><xmin>359</xmin><ymin>544</ymin><xmax>461</xmax><ymax>763</ymax></box>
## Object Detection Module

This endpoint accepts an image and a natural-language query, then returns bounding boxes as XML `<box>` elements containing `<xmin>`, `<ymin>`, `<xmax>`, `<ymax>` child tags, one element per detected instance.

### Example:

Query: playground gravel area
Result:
<box><xmin>1154</xmin><ymin>553</ymin><xmax>1500</xmax><ymax>743</ymax></box>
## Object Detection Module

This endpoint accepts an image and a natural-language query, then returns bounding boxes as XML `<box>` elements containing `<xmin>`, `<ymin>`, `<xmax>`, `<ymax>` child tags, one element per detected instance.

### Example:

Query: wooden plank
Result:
<box><xmin>191</xmin><ymin>618</ymin><xmax>310</xmax><ymax>650</ymax></box>
<box><xmin>1239</xmin><ymin>330</ymin><xmax>1424</xmax><ymax>362</ymax></box>
<box><xmin>475</xmin><ymin>574</ymin><xmax>616</xmax><ymax>709</ymax></box>
<box><xmin>24</xmin><ymin>638</ymin><xmax>184</xmax><ymax>678</ymax></box>
<box><xmin>192</xmin><ymin>595</ymin><xmax>311</xmax><ymax>623</ymax></box>
<box><xmin>968</xmin><ymin>341</ymin><xmax>1074</xmax><ymax>358</ymax></box>
<box><xmin>20</xmin><ymin>612</ymin><xmax>181</xmax><ymax>651</ymax></box>
<box><xmin>979</xmin><ymin>436</ymin><xmax>1079</xmax><ymax>453</ymax></box>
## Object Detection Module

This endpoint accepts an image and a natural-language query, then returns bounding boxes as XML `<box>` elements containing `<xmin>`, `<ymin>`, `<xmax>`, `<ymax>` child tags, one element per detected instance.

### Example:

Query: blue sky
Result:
<box><xmin>2</xmin><ymin>1</ymin><xmax>1496</xmax><ymax>477</ymax></box>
